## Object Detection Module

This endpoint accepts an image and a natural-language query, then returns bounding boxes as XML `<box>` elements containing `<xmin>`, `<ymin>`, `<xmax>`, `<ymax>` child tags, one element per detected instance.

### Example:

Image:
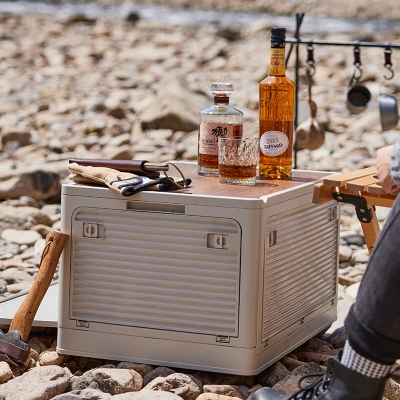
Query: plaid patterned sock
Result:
<box><xmin>342</xmin><ymin>341</ymin><xmax>392</xmax><ymax>378</ymax></box>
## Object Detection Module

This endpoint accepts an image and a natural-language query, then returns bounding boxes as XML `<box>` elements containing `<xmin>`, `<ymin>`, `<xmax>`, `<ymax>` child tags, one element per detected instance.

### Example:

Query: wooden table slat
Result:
<box><xmin>322</xmin><ymin>166</ymin><xmax>376</xmax><ymax>187</ymax></box>
<box><xmin>345</xmin><ymin>175</ymin><xmax>379</xmax><ymax>192</ymax></box>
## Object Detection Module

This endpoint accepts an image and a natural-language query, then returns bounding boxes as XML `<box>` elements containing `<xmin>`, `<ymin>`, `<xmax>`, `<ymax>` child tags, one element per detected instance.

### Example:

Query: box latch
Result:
<box><xmin>83</xmin><ymin>222</ymin><xmax>103</xmax><ymax>238</ymax></box>
<box><xmin>216</xmin><ymin>335</ymin><xmax>230</xmax><ymax>343</ymax></box>
<box><xmin>207</xmin><ymin>233</ymin><xmax>229</xmax><ymax>249</ymax></box>
<box><xmin>267</xmin><ymin>230</ymin><xmax>277</xmax><ymax>247</ymax></box>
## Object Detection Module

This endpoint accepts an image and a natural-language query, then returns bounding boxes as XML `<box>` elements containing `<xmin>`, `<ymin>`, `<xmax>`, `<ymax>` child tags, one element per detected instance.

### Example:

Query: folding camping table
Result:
<box><xmin>313</xmin><ymin>166</ymin><xmax>398</xmax><ymax>253</ymax></box>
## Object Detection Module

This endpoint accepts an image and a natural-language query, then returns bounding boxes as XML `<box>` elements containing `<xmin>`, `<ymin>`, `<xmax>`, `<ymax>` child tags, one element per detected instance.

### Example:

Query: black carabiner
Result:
<box><xmin>306</xmin><ymin>42</ymin><xmax>316</xmax><ymax>77</ymax></box>
<box><xmin>353</xmin><ymin>45</ymin><xmax>361</xmax><ymax>67</ymax></box>
<box><xmin>352</xmin><ymin>45</ymin><xmax>363</xmax><ymax>82</ymax></box>
<box><xmin>384</xmin><ymin>46</ymin><xmax>395</xmax><ymax>80</ymax></box>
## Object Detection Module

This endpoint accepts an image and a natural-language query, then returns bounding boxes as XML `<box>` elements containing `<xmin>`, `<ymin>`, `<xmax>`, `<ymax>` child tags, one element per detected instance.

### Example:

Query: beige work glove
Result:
<box><xmin>68</xmin><ymin>163</ymin><xmax>190</xmax><ymax>196</ymax></box>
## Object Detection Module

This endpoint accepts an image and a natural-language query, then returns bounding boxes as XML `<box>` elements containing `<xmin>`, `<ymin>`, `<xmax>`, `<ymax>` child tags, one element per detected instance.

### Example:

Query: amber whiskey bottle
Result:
<box><xmin>198</xmin><ymin>82</ymin><xmax>243</xmax><ymax>176</ymax></box>
<box><xmin>259</xmin><ymin>28</ymin><xmax>295</xmax><ymax>179</ymax></box>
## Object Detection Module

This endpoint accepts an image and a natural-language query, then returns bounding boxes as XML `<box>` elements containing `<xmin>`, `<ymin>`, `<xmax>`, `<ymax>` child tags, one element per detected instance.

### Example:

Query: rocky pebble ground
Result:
<box><xmin>0</xmin><ymin>4</ymin><xmax>400</xmax><ymax>399</ymax></box>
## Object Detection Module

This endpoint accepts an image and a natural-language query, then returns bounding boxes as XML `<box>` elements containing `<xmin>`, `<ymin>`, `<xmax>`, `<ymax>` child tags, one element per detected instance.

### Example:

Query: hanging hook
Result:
<box><xmin>306</xmin><ymin>41</ymin><xmax>316</xmax><ymax>77</ymax></box>
<box><xmin>353</xmin><ymin>45</ymin><xmax>363</xmax><ymax>81</ymax></box>
<box><xmin>384</xmin><ymin>45</ymin><xmax>395</xmax><ymax>80</ymax></box>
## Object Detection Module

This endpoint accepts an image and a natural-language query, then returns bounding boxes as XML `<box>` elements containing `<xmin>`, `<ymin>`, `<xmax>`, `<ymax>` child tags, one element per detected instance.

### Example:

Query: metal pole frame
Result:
<box><xmin>285</xmin><ymin>13</ymin><xmax>400</xmax><ymax>167</ymax></box>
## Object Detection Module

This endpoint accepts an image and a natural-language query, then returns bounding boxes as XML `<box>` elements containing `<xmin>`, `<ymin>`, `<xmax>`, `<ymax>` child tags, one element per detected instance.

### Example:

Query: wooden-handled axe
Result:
<box><xmin>0</xmin><ymin>230</ymin><xmax>68</xmax><ymax>366</ymax></box>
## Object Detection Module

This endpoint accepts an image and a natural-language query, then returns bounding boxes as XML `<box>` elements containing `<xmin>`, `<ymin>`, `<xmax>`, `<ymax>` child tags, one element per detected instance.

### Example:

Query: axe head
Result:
<box><xmin>0</xmin><ymin>329</ymin><xmax>31</xmax><ymax>366</ymax></box>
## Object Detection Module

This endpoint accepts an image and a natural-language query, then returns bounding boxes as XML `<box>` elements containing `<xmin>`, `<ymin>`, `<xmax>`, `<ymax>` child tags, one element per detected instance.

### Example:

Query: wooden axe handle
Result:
<box><xmin>9</xmin><ymin>230</ymin><xmax>69</xmax><ymax>342</ymax></box>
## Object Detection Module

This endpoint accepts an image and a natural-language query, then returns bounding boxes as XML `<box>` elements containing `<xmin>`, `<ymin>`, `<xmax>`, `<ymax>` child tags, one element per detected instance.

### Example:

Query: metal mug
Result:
<box><xmin>379</xmin><ymin>93</ymin><xmax>399</xmax><ymax>131</ymax></box>
<box><xmin>346</xmin><ymin>83</ymin><xmax>371</xmax><ymax>114</ymax></box>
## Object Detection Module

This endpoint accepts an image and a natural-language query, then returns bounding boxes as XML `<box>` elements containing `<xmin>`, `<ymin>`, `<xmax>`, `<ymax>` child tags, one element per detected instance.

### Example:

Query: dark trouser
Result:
<box><xmin>345</xmin><ymin>194</ymin><xmax>400</xmax><ymax>365</ymax></box>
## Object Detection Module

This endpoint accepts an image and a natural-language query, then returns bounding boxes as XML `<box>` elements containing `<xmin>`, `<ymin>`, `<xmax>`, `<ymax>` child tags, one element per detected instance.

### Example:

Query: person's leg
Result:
<box><xmin>344</xmin><ymin>193</ymin><xmax>400</xmax><ymax>364</ymax></box>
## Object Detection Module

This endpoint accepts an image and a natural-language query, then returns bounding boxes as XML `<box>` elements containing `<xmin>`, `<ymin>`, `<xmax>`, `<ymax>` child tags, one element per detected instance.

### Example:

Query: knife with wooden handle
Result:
<box><xmin>68</xmin><ymin>158</ymin><xmax>169</xmax><ymax>179</ymax></box>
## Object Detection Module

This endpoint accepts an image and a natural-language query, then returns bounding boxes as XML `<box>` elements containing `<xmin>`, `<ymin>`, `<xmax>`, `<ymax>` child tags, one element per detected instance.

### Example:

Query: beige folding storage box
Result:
<box><xmin>57</xmin><ymin>162</ymin><xmax>339</xmax><ymax>375</ymax></box>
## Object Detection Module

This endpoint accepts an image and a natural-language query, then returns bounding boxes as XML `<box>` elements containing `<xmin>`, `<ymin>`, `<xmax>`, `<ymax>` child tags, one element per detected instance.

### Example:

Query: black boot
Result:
<box><xmin>250</xmin><ymin>352</ymin><xmax>392</xmax><ymax>400</ymax></box>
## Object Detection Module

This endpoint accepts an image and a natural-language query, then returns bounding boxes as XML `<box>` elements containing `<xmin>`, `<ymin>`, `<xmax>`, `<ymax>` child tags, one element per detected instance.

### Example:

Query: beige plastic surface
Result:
<box><xmin>58</xmin><ymin>165</ymin><xmax>339</xmax><ymax>375</ymax></box>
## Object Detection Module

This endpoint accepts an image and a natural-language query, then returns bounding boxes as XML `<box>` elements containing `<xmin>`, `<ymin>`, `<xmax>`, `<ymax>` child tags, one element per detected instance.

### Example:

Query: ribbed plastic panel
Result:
<box><xmin>262</xmin><ymin>201</ymin><xmax>338</xmax><ymax>342</ymax></box>
<box><xmin>70</xmin><ymin>208</ymin><xmax>241</xmax><ymax>336</ymax></box>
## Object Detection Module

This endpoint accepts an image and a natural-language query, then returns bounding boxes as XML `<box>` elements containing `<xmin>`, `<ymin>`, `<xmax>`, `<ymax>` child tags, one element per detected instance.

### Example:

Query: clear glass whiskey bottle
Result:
<box><xmin>198</xmin><ymin>82</ymin><xmax>243</xmax><ymax>176</ymax></box>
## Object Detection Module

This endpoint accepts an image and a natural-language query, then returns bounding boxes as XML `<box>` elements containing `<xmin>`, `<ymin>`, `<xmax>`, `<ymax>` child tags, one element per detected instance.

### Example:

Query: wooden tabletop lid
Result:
<box><xmin>175</xmin><ymin>163</ymin><xmax>330</xmax><ymax>199</ymax></box>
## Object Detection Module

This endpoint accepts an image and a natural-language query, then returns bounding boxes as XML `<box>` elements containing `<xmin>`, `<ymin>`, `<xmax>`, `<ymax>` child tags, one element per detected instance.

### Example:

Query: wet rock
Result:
<box><xmin>63</xmin><ymin>13</ymin><xmax>97</xmax><ymax>25</ymax></box>
<box><xmin>125</xmin><ymin>11</ymin><xmax>140</xmax><ymax>24</ymax></box>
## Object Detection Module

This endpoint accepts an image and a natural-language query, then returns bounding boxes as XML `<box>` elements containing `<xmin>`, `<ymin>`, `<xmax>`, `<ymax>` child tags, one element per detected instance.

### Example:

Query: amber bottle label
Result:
<box><xmin>270</xmin><ymin>48</ymin><xmax>285</xmax><ymax>76</ymax></box>
<box><xmin>198</xmin><ymin>123</ymin><xmax>235</xmax><ymax>155</ymax></box>
<box><xmin>260</xmin><ymin>131</ymin><xmax>289</xmax><ymax>156</ymax></box>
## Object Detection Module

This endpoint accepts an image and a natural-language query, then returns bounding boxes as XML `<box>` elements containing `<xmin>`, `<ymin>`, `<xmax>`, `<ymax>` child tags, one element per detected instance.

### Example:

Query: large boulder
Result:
<box><xmin>139</xmin><ymin>75</ymin><xmax>210</xmax><ymax>132</ymax></box>
<box><xmin>0</xmin><ymin>170</ymin><xmax>61</xmax><ymax>201</ymax></box>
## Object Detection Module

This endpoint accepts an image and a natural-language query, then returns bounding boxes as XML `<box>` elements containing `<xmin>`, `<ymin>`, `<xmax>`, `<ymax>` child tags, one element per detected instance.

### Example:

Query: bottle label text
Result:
<box><xmin>260</xmin><ymin>131</ymin><xmax>289</xmax><ymax>156</ymax></box>
<box><xmin>199</xmin><ymin>123</ymin><xmax>236</xmax><ymax>155</ymax></box>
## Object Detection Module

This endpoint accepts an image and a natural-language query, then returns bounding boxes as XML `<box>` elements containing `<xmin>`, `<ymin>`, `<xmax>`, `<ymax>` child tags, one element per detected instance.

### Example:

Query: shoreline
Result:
<box><xmin>0</xmin><ymin>1</ymin><xmax>399</xmax><ymax>38</ymax></box>
<box><xmin>52</xmin><ymin>0</ymin><xmax>400</xmax><ymax>21</ymax></box>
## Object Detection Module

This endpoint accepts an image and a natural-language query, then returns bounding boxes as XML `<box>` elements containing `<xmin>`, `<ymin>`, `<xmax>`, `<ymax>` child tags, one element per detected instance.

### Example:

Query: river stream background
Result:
<box><xmin>0</xmin><ymin>0</ymin><xmax>399</xmax><ymax>35</ymax></box>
